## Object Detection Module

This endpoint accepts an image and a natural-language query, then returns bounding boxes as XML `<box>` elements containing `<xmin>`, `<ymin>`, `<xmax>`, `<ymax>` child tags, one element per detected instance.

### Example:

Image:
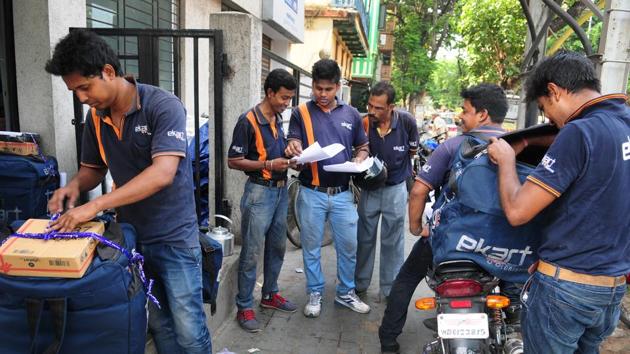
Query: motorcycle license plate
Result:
<box><xmin>437</xmin><ymin>313</ymin><xmax>489</xmax><ymax>339</ymax></box>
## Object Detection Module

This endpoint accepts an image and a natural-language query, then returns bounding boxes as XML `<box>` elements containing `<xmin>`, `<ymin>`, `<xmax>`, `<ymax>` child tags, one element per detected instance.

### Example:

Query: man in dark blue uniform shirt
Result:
<box><xmin>488</xmin><ymin>50</ymin><xmax>629</xmax><ymax>353</ymax></box>
<box><xmin>285</xmin><ymin>59</ymin><xmax>371</xmax><ymax>318</ymax></box>
<box><xmin>380</xmin><ymin>83</ymin><xmax>509</xmax><ymax>353</ymax></box>
<box><xmin>355</xmin><ymin>82</ymin><xmax>418</xmax><ymax>298</ymax></box>
<box><xmin>228</xmin><ymin>69</ymin><xmax>298</xmax><ymax>332</ymax></box>
<box><xmin>45</xmin><ymin>30</ymin><xmax>211</xmax><ymax>353</ymax></box>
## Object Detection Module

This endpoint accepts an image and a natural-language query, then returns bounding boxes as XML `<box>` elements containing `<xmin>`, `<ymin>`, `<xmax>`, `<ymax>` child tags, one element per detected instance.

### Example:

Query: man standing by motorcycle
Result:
<box><xmin>488</xmin><ymin>50</ymin><xmax>629</xmax><ymax>353</ymax></box>
<box><xmin>379</xmin><ymin>83</ymin><xmax>508</xmax><ymax>353</ymax></box>
<box><xmin>355</xmin><ymin>81</ymin><xmax>419</xmax><ymax>299</ymax></box>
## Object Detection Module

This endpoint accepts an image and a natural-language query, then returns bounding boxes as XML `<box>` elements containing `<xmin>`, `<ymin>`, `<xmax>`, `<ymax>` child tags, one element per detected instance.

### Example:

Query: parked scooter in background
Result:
<box><xmin>416</xmin><ymin>260</ymin><xmax>524</xmax><ymax>354</ymax></box>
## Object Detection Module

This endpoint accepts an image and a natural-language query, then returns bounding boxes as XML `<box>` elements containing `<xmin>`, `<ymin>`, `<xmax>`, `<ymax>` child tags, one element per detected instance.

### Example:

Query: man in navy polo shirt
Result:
<box><xmin>228</xmin><ymin>69</ymin><xmax>298</xmax><ymax>332</ymax></box>
<box><xmin>355</xmin><ymin>81</ymin><xmax>418</xmax><ymax>299</ymax></box>
<box><xmin>488</xmin><ymin>51</ymin><xmax>629</xmax><ymax>353</ymax></box>
<box><xmin>285</xmin><ymin>59</ymin><xmax>371</xmax><ymax>318</ymax></box>
<box><xmin>45</xmin><ymin>30</ymin><xmax>211</xmax><ymax>353</ymax></box>
<box><xmin>380</xmin><ymin>83</ymin><xmax>508</xmax><ymax>353</ymax></box>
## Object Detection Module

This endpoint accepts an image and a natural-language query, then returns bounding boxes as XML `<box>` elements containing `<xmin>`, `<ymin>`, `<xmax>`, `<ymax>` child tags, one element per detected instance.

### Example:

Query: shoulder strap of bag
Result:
<box><xmin>26</xmin><ymin>297</ymin><xmax>67</xmax><ymax>354</ymax></box>
<box><xmin>297</xmin><ymin>103</ymin><xmax>320</xmax><ymax>186</ymax></box>
<box><xmin>90</xmin><ymin>108</ymin><xmax>108</xmax><ymax>167</ymax></box>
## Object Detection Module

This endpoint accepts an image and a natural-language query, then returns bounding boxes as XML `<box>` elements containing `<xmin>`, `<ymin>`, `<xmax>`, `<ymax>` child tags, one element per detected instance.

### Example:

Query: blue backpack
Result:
<box><xmin>429</xmin><ymin>133</ymin><xmax>542</xmax><ymax>284</ymax></box>
<box><xmin>0</xmin><ymin>221</ymin><xmax>147</xmax><ymax>354</ymax></box>
<box><xmin>0</xmin><ymin>154</ymin><xmax>59</xmax><ymax>227</ymax></box>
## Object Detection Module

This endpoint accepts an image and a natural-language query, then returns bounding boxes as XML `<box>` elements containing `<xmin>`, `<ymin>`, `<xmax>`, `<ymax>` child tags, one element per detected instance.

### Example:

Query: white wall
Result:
<box><xmin>13</xmin><ymin>0</ymin><xmax>87</xmax><ymax>176</ymax></box>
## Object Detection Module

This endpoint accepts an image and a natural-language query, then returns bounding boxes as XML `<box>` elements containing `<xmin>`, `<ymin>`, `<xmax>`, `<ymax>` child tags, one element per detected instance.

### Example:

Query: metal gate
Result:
<box><xmin>70</xmin><ymin>27</ymin><xmax>228</xmax><ymax>222</ymax></box>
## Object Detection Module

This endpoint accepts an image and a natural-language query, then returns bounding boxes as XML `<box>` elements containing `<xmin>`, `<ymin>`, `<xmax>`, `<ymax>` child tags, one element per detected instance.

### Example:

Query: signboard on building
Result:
<box><xmin>263</xmin><ymin>0</ymin><xmax>305</xmax><ymax>43</ymax></box>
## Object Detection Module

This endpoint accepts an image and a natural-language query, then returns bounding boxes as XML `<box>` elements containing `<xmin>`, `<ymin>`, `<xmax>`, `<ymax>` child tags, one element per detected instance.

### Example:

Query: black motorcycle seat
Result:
<box><xmin>434</xmin><ymin>260</ymin><xmax>485</xmax><ymax>275</ymax></box>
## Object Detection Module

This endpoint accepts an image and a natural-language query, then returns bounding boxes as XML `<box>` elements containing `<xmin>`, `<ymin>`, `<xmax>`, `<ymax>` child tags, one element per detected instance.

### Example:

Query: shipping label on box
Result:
<box><xmin>0</xmin><ymin>219</ymin><xmax>105</xmax><ymax>278</ymax></box>
<box><xmin>0</xmin><ymin>141</ymin><xmax>39</xmax><ymax>156</ymax></box>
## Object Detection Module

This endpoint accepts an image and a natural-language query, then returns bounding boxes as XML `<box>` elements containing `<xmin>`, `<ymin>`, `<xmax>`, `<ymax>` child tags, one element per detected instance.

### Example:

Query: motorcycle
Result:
<box><xmin>415</xmin><ymin>260</ymin><xmax>524</xmax><ymax>354</ymax></box>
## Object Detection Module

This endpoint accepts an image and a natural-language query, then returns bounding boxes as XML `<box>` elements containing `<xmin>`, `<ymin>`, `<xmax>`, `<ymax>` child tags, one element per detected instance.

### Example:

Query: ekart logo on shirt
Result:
<box><xmin>622</xmin><ymin>136</ymin><xmax>630</xmax><ymax>161</ymax></box>
<box><xmin>167</xmin><ymin>130</ymin><xmax>186</xmax><ymax>142</ymax></box>
<box><xmin>232</xmin><ymin>145</ymin><xmax>244</xmax><ymax>154</ymax></box>
<box><xmin>134</xmin><ymin>125</ymin><xmax>152</xmax><ymax>135</ymax></box>
<box><xmin>541</xmin><ymin>153</ymin><xmax>556</xmax><ymax>173</ymax></box>
<box><xmin>340</xmin><ymin>122</ymin><xmax>353</xmax><ymax>131</ymax></box>
<box><xmin>393</xmin><ymin>145</ymin><xmax>405</xmax><ymax>152</ymax></box>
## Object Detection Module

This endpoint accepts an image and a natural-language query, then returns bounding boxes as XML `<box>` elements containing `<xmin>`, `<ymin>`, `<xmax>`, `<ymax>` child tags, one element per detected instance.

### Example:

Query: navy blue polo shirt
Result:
<box><xmin>81</xmin><ymin>78</ymin><xmax>198</xmax><ymax>248</ymax></box>
<box><xmin>228</xmin><ymin>104</ymin><xmax>287</xmax><ymax>180</ymax></box>
<box><xmin>526</xmin><ymin>94</ymin><xmax>630</xmax><ymax>276</ymax></box>
<box><xmin>288</xmin><ymin>99</ymin><xmax>368</xmax><ymax>187</ymax></box>
<box><xmin>363</xmin><ymin>110</ymin><xmax>419</xmax><ymax>185</ymax></box>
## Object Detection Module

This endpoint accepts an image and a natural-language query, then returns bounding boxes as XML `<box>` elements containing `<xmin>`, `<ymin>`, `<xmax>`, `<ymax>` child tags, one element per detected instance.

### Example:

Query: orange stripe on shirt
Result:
<box><xmin>362</xmin><ymin>116</ymin><xmax>369</xmax><ymax>136</ymax></box>
<box><xmin>245</xmin><ymin>111</ymin><xmax>272</xmax><ymax>180</ymax></box>
<box><xmin>90</xmin><ymin>108</ymin><xmax>108</xmax><ymax>167</ymax></box>
<box><xmin>298</xmin><ymin>103</ymin><xmax>319</xmax><ymax>186</ymax></box>
<box><xmin>526</xmin><ymin>175</ymin><xmax>561</xmax><ymax>198</ymax></box>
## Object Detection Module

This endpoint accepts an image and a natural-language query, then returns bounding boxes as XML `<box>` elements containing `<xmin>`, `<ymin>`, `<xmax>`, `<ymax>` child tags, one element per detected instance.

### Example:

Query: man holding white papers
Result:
<box><xmin>228</xmin><ymin>69</ymin><xmax>298</xmax><ymax>333</ymax></box>
<box><xmin>355</xmin><ymin>82</ymin><xmax>419</xmax><ymax>299</ymax></box>
<box><xmin>285</xmin><ymin>59</ymin><xmax>371</xmax><ymax>318</ymax></box>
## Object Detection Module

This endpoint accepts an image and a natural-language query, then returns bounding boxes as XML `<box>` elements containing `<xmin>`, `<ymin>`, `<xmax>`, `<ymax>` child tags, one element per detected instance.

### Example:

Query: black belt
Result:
<box><xmin>303</xmin><ymin>184</ymin><xmax>349</xmax><ymax>195</ymax></box>
<box><xmin>248</xmin><ymin>176</ymin><xmax>286</xmax><ymax>188</ymax></box>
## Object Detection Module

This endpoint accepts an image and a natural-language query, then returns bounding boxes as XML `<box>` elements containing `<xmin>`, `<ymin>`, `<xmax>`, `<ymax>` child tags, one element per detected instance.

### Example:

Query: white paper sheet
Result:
<box><xmin>323</xmin><ymin>157</ymin><xmax>374</xmax><ymax>173</ymax></box>
<box><xmin>291</xmin><ymin>142</ymin><xmax>345</xmax><ymax>164</ymax></box>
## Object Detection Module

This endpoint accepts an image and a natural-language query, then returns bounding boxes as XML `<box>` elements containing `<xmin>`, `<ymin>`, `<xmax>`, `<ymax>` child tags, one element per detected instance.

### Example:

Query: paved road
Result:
<box><xmin>213</xmin><ymin>229</ymin><xmax>435</xmax><ymax>354</ymax></box>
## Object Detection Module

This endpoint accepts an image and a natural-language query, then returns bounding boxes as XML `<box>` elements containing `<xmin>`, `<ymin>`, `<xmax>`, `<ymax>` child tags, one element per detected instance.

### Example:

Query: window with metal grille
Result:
<box><xmin>86</xmin><ymin>0</ymin><xmax>179</xmax><ymax>93</ymax></box>
<box><xmin>261</xmin><ymin>34</ymin><xmax>272</xmax><ymax>99</ymax></box>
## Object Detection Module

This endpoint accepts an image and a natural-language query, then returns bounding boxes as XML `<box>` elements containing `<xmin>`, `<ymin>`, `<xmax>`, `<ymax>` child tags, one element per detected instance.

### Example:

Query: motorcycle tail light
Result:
<box><xmin>486</xmin><ymin>295</ymin><xmax>510</xmax><ymax>309</ymax></box>
<box><xmin>449</xmin><ymin>299</ymin><xmax>473</xmax><ymax>308</ymax></box>
<box><xmin>436</xmin><ymin>279</ymin><xmax>482</xmax><ymax>298</ymax></box>
<box><xmin>415</xmin><ymin>297</ymin><xmax>436</xmax><ymax>310</ymax></box>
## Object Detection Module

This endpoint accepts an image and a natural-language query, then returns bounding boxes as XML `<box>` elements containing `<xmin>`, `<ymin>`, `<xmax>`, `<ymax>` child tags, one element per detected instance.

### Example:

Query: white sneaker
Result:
<box><xmin>304</xmin><ymin>292</ymin><xmax>322</xmax><ymax>318</ymax></box>
<box><xmin>335</xmin><ymin>290</ymin><xmax>370</xmax><ymax>314</ymax></box>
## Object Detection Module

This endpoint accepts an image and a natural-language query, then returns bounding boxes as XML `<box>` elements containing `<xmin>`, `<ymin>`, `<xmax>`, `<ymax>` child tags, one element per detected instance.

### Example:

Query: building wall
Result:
<box><xmin>13</xmin><ymin>0</ymin><xmax>87</xmax><ymax>176</ymax></box>
<box><xmin>290</xmin><ymin>17</ymin><xmax>334</xmax><ymax>72</ymax></box>
<box><xmin>352</xmin><ymin>0</ymin><xmax>380</xmax><ymax>79</ymax></box>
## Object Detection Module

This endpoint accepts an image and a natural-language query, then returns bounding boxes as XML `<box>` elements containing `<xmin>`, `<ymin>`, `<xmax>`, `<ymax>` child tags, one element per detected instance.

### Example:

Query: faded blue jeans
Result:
<box><xmin>356</xmin><ymin>181</ymin><xmax>407</xmax><ymax>296</ymax></box>
<box><xmin>297</xmin><ymin>187</ymin><xmax>359</xmax><ymax>296</ymax></box>
<box><xmin>235</xmin><ymin>180</ymin><xmax>288</xmax><ymax>309</ymax></box>
<box><xmin>139</xmin><ymin>242</ymin><xmax>212</xmax><ymax>354</ymax></box>
<box><xmin>521</xmin><ymin>271</ymin><xmax>625</xmax><ymax>354</ymax></box>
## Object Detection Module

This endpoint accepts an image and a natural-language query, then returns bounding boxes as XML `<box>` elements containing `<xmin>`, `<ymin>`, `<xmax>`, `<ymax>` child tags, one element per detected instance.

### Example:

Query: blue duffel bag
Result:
<box><xmin>0</xmin><ymin>154</ymin><xmax>59</xmax><ymax>227</ymax></box>
<box><xmin>0</xmin><ymin>221</ymin><xmax>148</xmax><ymax>354</ymax></box>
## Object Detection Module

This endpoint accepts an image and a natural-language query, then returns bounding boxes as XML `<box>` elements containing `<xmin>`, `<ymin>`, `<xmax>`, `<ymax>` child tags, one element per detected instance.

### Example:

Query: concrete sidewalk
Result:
<box><xmin>213</xmin><ymin>231</ymin><xmax>435</xmax><ymax>354</ymax></box>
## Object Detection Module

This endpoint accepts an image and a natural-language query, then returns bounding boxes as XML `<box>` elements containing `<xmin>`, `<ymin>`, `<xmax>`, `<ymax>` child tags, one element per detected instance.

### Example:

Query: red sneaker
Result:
<box><xmin>260</xmin><ymin>293</ymin><xmax>297</xmax><ymax>313</ymax></box>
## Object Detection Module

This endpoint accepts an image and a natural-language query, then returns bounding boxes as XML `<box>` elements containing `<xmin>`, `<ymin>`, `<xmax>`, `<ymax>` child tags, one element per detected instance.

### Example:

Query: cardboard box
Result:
<box><xmin>0</xmin><ymin>141</ymin><xmax>39</xmax><ymax>156</ymax></box>
<box><xmin>0</xmin><ymin>219</ymin><xmax>104</xmax><ymax>278</ymax></box>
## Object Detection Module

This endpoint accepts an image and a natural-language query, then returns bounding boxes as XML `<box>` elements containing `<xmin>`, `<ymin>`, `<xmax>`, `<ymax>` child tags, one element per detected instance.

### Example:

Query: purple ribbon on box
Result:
<box><xmin>5</xmin><ymin>214</ymin><xmax>160</xmax><ymax>308</ymax></box>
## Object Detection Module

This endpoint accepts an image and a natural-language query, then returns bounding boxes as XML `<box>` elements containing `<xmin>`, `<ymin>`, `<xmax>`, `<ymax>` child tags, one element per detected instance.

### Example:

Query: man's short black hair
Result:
<box><xmin>525</xmin><ymin>50</ymin><xmax>601</xmax><ymax>103</ymax></box>
<box><xmin>370</xmin><ymin>81</ymin><xmax>396</xmax><ymax>104</ymax></box>
<box><xmin>45</xmin><ymin>29</ymin><xmax>123</xmax><ymax>77</ymax></box>
<box><xmin>312</xmin><ymin>59</ymin><xmax>341</xmax><ymax>84</ymax></box>
<box><xmin>460</xmin><ymin>84</ymin><xmax>508</xmax><ymax>124</ymax></box>
<box><xmin>264</xmin><ymin>68</ymin><xmax>297</xmax><ymax>95</ymax></box>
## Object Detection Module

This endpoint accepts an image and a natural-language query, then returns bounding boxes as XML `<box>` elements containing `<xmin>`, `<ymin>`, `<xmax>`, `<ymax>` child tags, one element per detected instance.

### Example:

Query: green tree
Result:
<box><xmin>456</xmin><ymin>0</ymin><xmax>527</xmax><ymax>89</ymax></box>
<box><xmin>385</xmin><ymin>0</ymin><xmax>458</xmax><ymax>113</ymax></box>
<box><xmin>427</xmin><ymin>58</ymin><xmax>465</xmax><ymax>109</ymax></box>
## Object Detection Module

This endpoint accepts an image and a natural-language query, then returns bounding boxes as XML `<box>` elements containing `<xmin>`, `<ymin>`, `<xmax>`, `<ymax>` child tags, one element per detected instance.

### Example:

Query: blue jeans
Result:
<box><xmin>138</xmin><ymin>242</ymin><xmax>212</xmax><ymax>354</ymax></box>
<box><xmin>521</xmin><ymin>271</ymin><xmax>625</xmax><ymax>354</ymax></box>
<box><xmin>297</xmin><ymin>186</ymin><xmax>358</xmax><ymax>296</ymax></box>
<box><xmin>356</xmin><ymin>181</ymin><xmax>407</xmax><ymax>296</ymax></box>
<box><xmin>236</xmin><ymin>180</ymin><xmax>288</xmax><ymax>309</ymax></box>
